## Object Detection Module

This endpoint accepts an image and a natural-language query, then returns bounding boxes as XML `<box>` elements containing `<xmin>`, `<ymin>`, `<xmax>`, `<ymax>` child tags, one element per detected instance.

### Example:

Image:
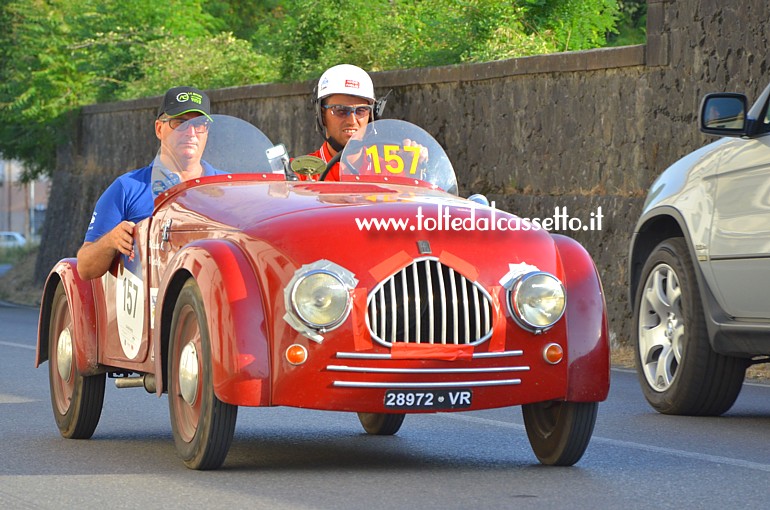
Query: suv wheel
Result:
<box><xmin>633</xmin><ymin>238</ymin><xmax>746</xmax><ymax>415</ymax></box>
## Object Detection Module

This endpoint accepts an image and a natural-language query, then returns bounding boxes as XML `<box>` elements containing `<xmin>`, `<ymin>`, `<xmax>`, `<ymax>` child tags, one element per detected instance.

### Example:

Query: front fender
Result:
<box><xmin>36</xmin><ymin>259</ymin><xmax>100</xmax><ymax>376</ymax></box>
<box><xmin>154</xmin><ymin>240</ymin><xmax>270</xmax><ymax>406</ymax></box>
<box><xmin>553</xmin><ymin>235</ymin><xmax>610</xmax><ymax>402</ymax></box>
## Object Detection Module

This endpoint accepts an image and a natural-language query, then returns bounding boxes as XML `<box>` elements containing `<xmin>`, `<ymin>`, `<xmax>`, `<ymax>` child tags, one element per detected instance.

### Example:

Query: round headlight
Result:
<box><xmin>291</xmin><ymin>271</ymin><xmax>351</xmax><ymax>329</ymax></box>
<box><xmin>509</xmin><ymin>272</ymin><xmax>566</xmax><ymax>331</ymax></box>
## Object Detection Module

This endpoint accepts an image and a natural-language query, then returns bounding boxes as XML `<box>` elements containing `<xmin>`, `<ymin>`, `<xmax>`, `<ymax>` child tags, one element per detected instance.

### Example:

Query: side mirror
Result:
<box><xmin>290</xmin><ymin>155</ymin><xmax>326</xmax><ymax>177</ymax></box>
<box><xmin>699</xmin><ymin>93</ymin><xmax>748</xmax><ymax>137</ymax></box>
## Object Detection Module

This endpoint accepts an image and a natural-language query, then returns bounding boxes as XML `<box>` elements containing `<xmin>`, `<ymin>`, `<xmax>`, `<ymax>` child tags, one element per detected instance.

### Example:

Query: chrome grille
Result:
<box><xmin>367</xmin><ymin>258</ymin><xmax>494</xmax><ymax>346</ymax></box>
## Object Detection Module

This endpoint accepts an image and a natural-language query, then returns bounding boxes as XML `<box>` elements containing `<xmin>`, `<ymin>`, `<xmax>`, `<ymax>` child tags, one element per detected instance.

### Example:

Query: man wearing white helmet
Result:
<box><xmin>307</xmin><ymin>64</ymin><xmax>380</xmax><ymax>181</ymax></box>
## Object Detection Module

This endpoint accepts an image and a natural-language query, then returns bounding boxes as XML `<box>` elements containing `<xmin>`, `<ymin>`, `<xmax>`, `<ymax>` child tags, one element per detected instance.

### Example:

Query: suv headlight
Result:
<box><xmin>507</xmin><ymin>272</ymin><xmax>566</xmax><ymax>332</ymax></box>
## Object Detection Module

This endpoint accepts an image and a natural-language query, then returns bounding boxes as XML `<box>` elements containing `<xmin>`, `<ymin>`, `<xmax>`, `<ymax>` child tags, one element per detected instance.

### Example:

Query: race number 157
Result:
<box><xmin>366</xmin><ymin>144</ymin><xmax>421</xmax><ymax>175</ymax></box>
<box><xmin>122</xmin><ymin>276</ymin><xmax>139</xmax><ymax>318</ymax></box>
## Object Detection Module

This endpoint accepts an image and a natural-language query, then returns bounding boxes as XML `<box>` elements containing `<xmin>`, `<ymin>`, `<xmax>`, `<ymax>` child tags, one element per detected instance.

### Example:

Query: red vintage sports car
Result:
<box><xmin>36</xmin><ymin>116</ymin><xmax>609</xmax><ymax>470</ymax></box>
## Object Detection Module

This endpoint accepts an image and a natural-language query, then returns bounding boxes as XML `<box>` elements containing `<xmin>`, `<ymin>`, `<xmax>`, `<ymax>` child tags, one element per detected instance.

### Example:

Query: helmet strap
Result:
<box><xmin>325</xmin><ymin>135</ymin><xmax>345</xmax><ymax>153</ymax></box>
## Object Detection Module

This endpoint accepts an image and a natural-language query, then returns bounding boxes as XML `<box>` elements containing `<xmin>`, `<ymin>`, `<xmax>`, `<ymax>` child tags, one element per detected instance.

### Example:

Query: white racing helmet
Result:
<box><xmin>317</xmin><ymin>64</ymin><xmax>375</xmax><ymax>103</ymax></box>
<box><xmin>314</xmin><ymin>64</ymin><xmax>378</xmax><ymax>135</ymax></box>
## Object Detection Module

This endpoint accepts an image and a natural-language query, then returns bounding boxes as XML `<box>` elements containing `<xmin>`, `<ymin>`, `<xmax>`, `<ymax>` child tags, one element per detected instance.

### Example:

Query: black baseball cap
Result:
<box><xmin>157</xmin><ymin>86</ymin><xmax>212</xmax><ymax>120</ymax></box>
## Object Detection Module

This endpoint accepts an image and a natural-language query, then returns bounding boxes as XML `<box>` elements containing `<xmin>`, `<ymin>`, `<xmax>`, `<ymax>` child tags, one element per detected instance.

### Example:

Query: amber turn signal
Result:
<box><xmin>543</xmin><ymin>343</ymin><xmax>563</xmax><ymax>364</ymax></box>
<box><xmin>286</xmin><ymin>344</ymin><xmax>308</xmax><ymax>365</ymax></box>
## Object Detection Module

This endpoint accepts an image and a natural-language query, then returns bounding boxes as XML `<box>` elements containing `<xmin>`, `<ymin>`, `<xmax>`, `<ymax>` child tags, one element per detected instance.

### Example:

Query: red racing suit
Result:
<box><xmin>297</xmin><ymin>141</ymin><xmax>376</xmax><ymax>181</ymax></box>
<box><xmin>300</xmin><ymin>142</ymin><xmax>340</xmax><ymax>181</ymax></box>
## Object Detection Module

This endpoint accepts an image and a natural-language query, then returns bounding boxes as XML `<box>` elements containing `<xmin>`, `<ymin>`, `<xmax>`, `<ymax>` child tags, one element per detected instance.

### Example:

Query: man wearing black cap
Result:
<box><xmin>77</xmin><ymin>86</ymin><xmax>215</xmax><ymax>280</ymax></box>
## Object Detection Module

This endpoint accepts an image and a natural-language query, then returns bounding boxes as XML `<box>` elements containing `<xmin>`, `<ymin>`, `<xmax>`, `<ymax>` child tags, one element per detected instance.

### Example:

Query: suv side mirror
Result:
<box><xmin>699</xmin><ymin>93</ymin><xmax>748</xmax><ymax>137</ymax></box>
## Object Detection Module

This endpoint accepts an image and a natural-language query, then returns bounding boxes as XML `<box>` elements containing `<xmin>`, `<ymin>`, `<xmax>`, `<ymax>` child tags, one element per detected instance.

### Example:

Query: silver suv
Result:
<box><xmin>629</xmin><ymin>85</ymin><xmax>770</xmax><ymax>416</ymax></box>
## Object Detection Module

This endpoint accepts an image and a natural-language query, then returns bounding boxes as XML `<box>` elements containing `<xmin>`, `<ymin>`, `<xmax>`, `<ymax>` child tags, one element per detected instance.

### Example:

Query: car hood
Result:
<box><xmin>161</xmin><ymin>180</ymin><xmax>563</xmax><ymax>285</ymax></box>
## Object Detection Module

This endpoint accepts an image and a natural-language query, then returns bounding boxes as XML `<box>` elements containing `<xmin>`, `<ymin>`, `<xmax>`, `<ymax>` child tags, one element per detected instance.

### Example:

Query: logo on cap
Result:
<box><xmin>344</xmin><ymin>79</ymin><xmax>360</xmax><ymax>89</ymax></box>
<box><xmin>176</xmin><ymin>92</ymin><xmax>203</xmax><ymax>105</ymax></box>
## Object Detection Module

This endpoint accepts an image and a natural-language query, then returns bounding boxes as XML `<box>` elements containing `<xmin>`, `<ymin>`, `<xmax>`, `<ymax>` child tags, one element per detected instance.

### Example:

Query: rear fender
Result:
<box><xmin>154</xmin><ymin>240</ymin><xmax>270</xmax><ymax>406</ymax></box>
<box><xmin>552</xmin><ymin>235</ymin><xmax>610</xmax><ymax>402</ymax></box>
<box><xmin>36</xmin><ymin>259</ymin><xmax>100</xmax><ymax>376</ymax></box>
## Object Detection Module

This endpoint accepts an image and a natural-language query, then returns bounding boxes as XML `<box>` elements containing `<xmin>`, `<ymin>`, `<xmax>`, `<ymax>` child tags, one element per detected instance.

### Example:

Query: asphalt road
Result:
<box><xmin>2</xmin><ymin>303</ymin><xmax>769</xmax><ymax>509</ymax></box>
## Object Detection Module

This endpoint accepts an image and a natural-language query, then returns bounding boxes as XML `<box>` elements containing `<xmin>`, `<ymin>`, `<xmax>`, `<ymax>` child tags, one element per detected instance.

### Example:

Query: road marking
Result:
<box><xmin>589</xmin><ymin>435</ymin><xmax>770</xmax><ymax>472</ymax></box>
<box><xmin>440</xmin><ymin>413</ymin><xmax>770</xmax><ymax>472</ymax></box>
<box><xmin>0</xmin><ymin>393</ymin><xmax>37</xmax><ymax>404</ymax></box>
<box><xmin>0</xmin><ymin>340</ymin><xmax>35</xmax><ymax>350</ymax></box>
<box><xmin>0</xmin><ymin>487</ymin><xmax>40</xmax><ymax>510</ymax></box>
<box><xmin>0</xmin><ymin>341</ymin><xmax>41</xmax><ymax>404</ymax></box>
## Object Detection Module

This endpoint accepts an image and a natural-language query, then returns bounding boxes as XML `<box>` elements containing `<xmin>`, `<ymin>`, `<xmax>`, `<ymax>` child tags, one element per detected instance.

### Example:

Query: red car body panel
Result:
<box><xmin>553</xmin><ymin>234</ymin><xmax>611</xmax><ymax>402</ymax></box>
<box><xmin>37</xmin><ymin>260</ymin><xmax>99</xmax><ymax>375</ymax></box>
<box><xmin>151</xmin><ymin>239</ymin><xmax>271</xmax><ymax>406</ymax></box>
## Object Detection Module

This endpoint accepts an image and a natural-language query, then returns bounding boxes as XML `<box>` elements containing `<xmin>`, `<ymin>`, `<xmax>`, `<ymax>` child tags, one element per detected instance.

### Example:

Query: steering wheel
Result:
<box><xmin>318</xmin><ymin>151</ymin><xmax>342</xmax><ymax>181</ymax></box>
<box><xmin>319</xmin><ymin>139</ymin><xmax>369</xmax><ymax>181</ymax></box>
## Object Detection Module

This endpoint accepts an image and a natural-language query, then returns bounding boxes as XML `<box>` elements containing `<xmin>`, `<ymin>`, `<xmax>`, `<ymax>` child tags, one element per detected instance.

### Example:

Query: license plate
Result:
<box><xmin>384</xmin><ymin>389</ymin><xmax>472</xmax><ymax>410</ymax></box>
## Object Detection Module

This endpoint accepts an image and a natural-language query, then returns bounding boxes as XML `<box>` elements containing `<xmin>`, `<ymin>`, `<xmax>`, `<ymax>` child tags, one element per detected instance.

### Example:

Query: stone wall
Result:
<box><xmin>36</xmin><ymin>0</ymin><xmax>770</xmax><ymax>346</ymax></box>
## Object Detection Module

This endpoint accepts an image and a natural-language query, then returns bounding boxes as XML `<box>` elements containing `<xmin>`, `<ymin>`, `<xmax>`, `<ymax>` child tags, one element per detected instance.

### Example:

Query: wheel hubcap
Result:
<box><xmin>56</xmin><ymin>328</ymin><xmax>73</xmax><ymax>382</ymax></box>
<box><xmin>530</xmin><ymin>401</ymin><xmax>561</xmax><ymax>437</ymax></box>
<box><xmin>638</xmin><ymin>264</ymin><xmax>684</xmax><ymax>392</ymax></box>
<box><xmin>178</xmin><ymin>341</ymin><xmax>199</xmax><ymax>405</ymax></box>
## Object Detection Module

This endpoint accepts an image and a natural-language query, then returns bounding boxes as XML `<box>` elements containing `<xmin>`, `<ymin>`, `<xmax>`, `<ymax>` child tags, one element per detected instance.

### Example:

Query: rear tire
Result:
<box><xmin>633</xmin><ymin>238</ymin><xmax>746</xmax><ymax>415</ymax></box>
<box><xmin>48</xmin><ymin>282</ymin><xmax>105</xmax><ymax>439</ymax></box>
<box><xmin>168</xmin><ymin>279</ymin><xmax>237</xmax><ymax>470</ymax></box>
<box><xmin>522</xmin><ymin>401</ymin><xmax>597</xmax><ymax>466</ymax></box>
<box><xmin>357</xmin><ymin>412</ymin><xmax>405</xmax><ymax>435</ymax></box>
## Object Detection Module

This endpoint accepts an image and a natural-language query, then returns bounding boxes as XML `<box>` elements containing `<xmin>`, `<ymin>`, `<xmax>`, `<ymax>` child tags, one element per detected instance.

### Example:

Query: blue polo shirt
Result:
<box><xmin>85</xmin><ymin>161</ymin><xmax>218</xmax><ymax>243</ymax></box>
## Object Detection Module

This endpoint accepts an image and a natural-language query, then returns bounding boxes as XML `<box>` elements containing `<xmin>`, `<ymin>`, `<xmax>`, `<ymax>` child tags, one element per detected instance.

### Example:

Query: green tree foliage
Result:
<box><xmin>202</xmin><ymin>0</ymin><xmax>281</xmax><ymax>40</ymax></box>
<box><xmin>0</xmin><ymin>0</ymin><xmax>272</xmax><ymax>179</ymax></box>
<box><xmin>1</xmin><ymin>0</ymin><xmax>623</xmax><ymax>180</ymax></box>
<box><xmin>115</xmin><ymin>33</ymin><xmax>279</xmax><ymax>99</ymax></box>
<box><xmin>261</xmin><ymin>0</ymin><xmax>619</xmax><ymax>81</ymax></box>
<box><xmin>607</xmin><ymin>0</ymin><xmax>646</xmax><ymax>46</ymax></box>
<box><xmin>519</xmin><ymin>0</ymin><xmax>619</xmax><ymax>51</ymax></box>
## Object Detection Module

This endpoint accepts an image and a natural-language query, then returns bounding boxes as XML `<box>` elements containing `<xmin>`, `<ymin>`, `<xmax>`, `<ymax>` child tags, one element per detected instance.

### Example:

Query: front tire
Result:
<box><xmin>357</xmin><ymin>412</ymin><xmax>405</xmax><ymax>435</ymax></box>
<box><xmin>48</xmin><ymin>282</ymin><xmax>105</xmax><ymax>439</ymax></box>
<box><xmin>522</xmin><ymin>401</ymin><xmax>597</xmax><ymax>466</ymax></box>
<box><xmin>633</xmin><ymin>238</ymin><xmax>746</xmax><ymax>415</ymax></box>
<box><xmin>168</xmin><ymin>279</ymin><xmax>237</xmax><ymax>470</ymax></box>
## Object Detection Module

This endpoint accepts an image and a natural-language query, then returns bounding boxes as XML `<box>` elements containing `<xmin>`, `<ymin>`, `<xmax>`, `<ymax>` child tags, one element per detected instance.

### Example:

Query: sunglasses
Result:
<box><xmin>160</xmin><ymin>116</ymin><xmax>211</xmax><ymax>133</ymax></box>
<box><xmin>323</xmin><ymin>104</ymin><xmax>374</xmax><ymax>119</ymax></box>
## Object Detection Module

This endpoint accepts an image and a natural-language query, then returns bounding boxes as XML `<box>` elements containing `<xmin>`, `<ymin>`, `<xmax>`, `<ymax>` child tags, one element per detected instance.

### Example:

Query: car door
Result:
<box><xmin>101</xmin><ymin>217</ymin><xmax>153</xmax><ymax>367</ymax></box>
<box><xmin>708</xmin><ymin>134</ymin><xmax>770</xmax><ymax>319</ymax></box>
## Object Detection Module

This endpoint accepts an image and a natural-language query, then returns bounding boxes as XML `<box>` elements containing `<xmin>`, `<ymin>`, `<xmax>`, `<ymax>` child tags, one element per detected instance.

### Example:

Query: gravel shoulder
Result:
<box><xmin>0</xmin><ymin>247</ymin><xmax>44</xmax><ymax>307</ymax></box>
